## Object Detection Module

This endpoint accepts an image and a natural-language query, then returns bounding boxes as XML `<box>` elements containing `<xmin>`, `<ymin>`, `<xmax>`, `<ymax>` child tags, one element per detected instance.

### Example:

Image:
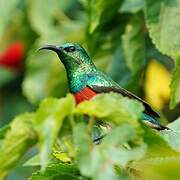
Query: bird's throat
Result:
<box><xmin>73</xmin><ymin>87</ymin><xmax>97</xmax><ymax>104</ymax></box>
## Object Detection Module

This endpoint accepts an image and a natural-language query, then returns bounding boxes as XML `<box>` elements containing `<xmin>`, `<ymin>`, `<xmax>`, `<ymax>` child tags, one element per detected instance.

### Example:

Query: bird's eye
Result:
<box><xmin>64</xmin><ymin>46</ymin><xmax>76</xmax><ymax>52</ymax></box>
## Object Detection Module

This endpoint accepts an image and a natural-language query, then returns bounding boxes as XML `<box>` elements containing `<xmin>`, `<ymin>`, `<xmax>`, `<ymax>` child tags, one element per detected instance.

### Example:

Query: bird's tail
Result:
<box><xmin>142</xmin><ymin>113</ymin><xmax>170</xmax><ymax>131</ymax></box>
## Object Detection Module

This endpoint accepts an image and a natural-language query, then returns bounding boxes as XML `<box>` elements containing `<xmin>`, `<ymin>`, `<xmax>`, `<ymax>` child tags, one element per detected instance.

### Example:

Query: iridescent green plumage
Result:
<box><xmin>39</xmin><ymin>43</ymin><xmax>168</xmax><ymax>130</ymax></box>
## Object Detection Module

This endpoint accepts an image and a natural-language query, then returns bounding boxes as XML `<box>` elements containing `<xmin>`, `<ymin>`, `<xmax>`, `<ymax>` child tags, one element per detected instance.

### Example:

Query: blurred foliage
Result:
<box><xmin>0</xmin><ymin>94</ymin><xmax>180</xmax><ymax>180</ymax></box>
<box><xmin>0</xmin><ymin>0</ymin><xmax>180</xmax><ymax>179</ymax></box>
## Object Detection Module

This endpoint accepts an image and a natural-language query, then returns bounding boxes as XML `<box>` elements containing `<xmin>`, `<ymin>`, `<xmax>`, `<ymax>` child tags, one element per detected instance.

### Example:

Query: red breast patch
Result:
<box><xmin>73</xmin><ymin>87</ymin><xmax>97</xmax><ymax>104</ymax></box>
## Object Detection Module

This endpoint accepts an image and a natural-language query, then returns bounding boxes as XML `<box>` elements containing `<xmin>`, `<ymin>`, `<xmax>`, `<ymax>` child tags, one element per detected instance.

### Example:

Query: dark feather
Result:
<box><xmin>89</xmin><ymin>85</ymin><xmax>160</xmax><ymax>118</ymax></box>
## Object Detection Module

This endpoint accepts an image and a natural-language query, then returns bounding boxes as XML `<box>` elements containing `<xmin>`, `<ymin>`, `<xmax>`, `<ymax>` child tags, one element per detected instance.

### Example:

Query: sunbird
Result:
<box><xmin>39</xmin><ymin>43</ymin><xmax>168</xmax><ymax>130</ymax></box>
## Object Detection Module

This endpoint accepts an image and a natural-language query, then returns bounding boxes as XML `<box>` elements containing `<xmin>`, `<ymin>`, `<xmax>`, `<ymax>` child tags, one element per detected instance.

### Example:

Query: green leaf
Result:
<box><xmin>122</xmin><ymin>13</ymin><xmax>145</xmax><ymax>75</ymax></box>
<box><xmin>73</xmin><ymin>93</ymin><xmax>179</xmax><ymax>180</ymax></box>
<box><xmin>145</xmin><ymin>36</ymin><xmax>173</xmax><ymax>69</ymax></box>
<box><xmin>34</xmin><ymin>94</ymin><xmax>75</xmax><ymax>171</ymax></box>
<box><xmin>29</xmin><ymin>163</ymin><xmax>80</xmax><ymax>180</ymax></box>
<box><xmin>144</xmin><ymin>0</ymin><xmax>180</xmax><ymax>108</ymax></box>
<box><xmin>162</xmin><ymin>117</ymin><xmax>180</xmax><ymax>151</ymax></box>
<box><xmin>0</xmin><ymin>113</ymin><xmax>37</xmax><ymax>178</ymax></box>
<box><xmin>73</xmin><ymin>123</ymin><xmax>145</xmax><ymax>180</ymax></box>
<box><xmin>170</xmin><ymin>60</ymin><xmax>180</xmax><ymax>108</ymax></box>
<box><xmin>144</xmin><ymin>0</ymin><xmax>180</xmax><ymax>59</ymax></box>
<box><xmin>73</xmin><ymin>122</ymin><xmax>92</xmax><ymax>176</ymax></box>
<box><xmin>0</xmin><ymin>125</ymin><xmax>10</xmax><ymax>139</ymax></box>
<box><xmin>24</xmin><ymin>154</ymin><xmax>40</xmax><ymax>167</ymax></box>
<box><xmin>120</xmin><ymin>0</ymin><xmax>144</xmax><ymax>13</ymax></box>
<box><xmin>53</xmin><ymin>151</ymin><xmax>72</xmax><ymax>163</ymax></box>
<box><xmin>88</xmin><ymin>0</ymin><xmax>123</xmax><ymax>33</ymax></box>
<box><xmin>130</xmin><ymin>119</ymin><xmax>180</xmax><ymax>179</ymax></box>
<box><xmin>104</xmin><ymin>144</ymin><xmax>146</xmax><ymax>168</ymax></box>
<box><xmin>76</xmin><ymin>93</ymin><xmax>144</xmax><ymax>128</ymax></box>
<box><xmin>142</xmin><ymin>125</ymin><xmax>179</xmax><ymax>157</ymax></box>
<box><xmin>109</xmin><ymin>45</ymin><xmax>142</xmax><ymax>93</ymax></box>
<box><xmin>132</xmin><ymin>157</ymin><xmax>180</xmax><ymax>180</ymax></box>
<box><xmin>73</xmin><ymin>94</ymin><xmax>145</xmax><ymax>179</ymax></box>
<box><xmin>102</xmin><ymin>124</ymin><xmax>136</xmax><ymax>146</ymax></box>
<box><xmin>99</xmin><ymin>124</ymin><xmax>146</xmax><ymax>167</ymax></box>
<box><xmin>109</xmin><ymin>46</ymin><xmax>131</xmax><ymax>87</ymax></box>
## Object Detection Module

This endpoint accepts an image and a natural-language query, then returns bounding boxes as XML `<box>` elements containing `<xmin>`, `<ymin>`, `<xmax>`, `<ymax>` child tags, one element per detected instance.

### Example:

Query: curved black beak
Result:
<box><xmin>38</xmin><ymin>45</ymin><xmax>62</xmax><ymax>53</ymax></box>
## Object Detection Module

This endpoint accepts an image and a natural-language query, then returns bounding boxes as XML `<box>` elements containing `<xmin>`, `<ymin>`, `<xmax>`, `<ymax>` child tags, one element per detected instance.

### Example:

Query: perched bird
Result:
<box><xmin>39</xmin><ymin>43</ymin><xmax>168</xmax><ymax>131</ymax></box>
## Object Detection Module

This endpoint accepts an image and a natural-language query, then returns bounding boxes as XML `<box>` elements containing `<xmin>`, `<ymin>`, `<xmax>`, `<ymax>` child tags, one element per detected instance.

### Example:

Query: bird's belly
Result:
<box><xmin>73</xmin><ymin>87</ymin><xmax>97</xmax><ymax>104</ymax></box>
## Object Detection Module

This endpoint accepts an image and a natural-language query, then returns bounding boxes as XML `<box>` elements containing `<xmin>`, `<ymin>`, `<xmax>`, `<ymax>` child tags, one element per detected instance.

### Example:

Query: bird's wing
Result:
<box><xmin>88</xmin><ymin>85</ymin><xmax>160</xmax><ymax>118</ymax></box>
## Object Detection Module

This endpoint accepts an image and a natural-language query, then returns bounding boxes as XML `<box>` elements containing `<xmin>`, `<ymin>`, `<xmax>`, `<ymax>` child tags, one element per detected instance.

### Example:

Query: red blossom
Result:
<box><xmin>0</xmin><ymin>42</ymin><xmax>25</xmax><ymax>71</ymax></box>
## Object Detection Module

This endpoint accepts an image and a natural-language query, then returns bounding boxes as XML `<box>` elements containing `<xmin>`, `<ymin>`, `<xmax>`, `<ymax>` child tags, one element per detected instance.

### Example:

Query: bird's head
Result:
<box><xmin>39</xmin><ymin>43</ymin><xmax>94</xmax><ymax>70</ymax></box>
